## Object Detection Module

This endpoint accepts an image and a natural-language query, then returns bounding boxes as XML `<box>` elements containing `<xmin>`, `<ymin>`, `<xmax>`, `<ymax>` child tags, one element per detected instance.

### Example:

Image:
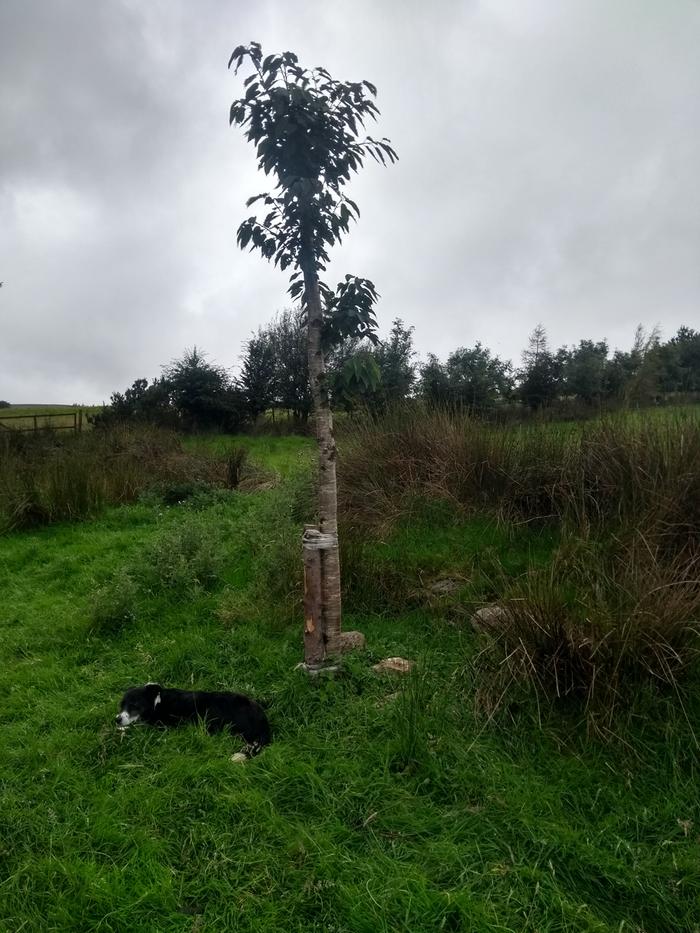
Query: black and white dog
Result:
<box><xmin>116</xmin><ymin>683</ymin><xmax>271</xmax><ymax>759</ymax></box>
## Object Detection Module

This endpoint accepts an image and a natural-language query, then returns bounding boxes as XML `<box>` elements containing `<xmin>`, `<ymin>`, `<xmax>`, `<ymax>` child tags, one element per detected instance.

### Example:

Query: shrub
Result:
<box><xmin>146</xmin><ymin>480</ymin><xmax>215</xmax><ymax>506</ymax></box>
<box><xmin>87</xmin><ymin>512</ymin><xmax>231</xmax><ymax>636</ymax></box>
<box><xmin>89</xmin><ymin>378</ymin><xmax>178</xmax><ymax>430</ymax></box>
<box><xmin>163</xmin><ymin>347</ymin><xmax>249</xmax><ymax>433</ymax></box>
<box><xmin>89</xmin><ymin>569</ymin><xmax>139</xmax><ymax>634</ymax></box>
<box><xmin>137</xmin><ymin>517</ymin><xmax>226</xmax><ymax>596</ymax></box>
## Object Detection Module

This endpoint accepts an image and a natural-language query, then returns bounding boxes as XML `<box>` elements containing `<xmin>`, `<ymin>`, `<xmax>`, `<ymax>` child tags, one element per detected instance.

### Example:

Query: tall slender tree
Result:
<box><xmin>240</xmin><ymin>329</ymin><xmax>276</xmax><ymax>420</ymax></box>
<box><xmin>518</xmin><ymin>324</ymin><xmax>560</xmax><ymax>410</ymax></box>
<box><xmin>229</xmin><ymin>43</ymin><xmax>396</xmax><ymax>661</ymax></box>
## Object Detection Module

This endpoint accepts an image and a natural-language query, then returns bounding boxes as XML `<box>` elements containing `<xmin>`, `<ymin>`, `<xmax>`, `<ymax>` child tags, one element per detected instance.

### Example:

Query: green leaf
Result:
<box><xmin>228</xmin><ymin>45</ymin><xmax>245</xmax><ymax>69</ymax></box>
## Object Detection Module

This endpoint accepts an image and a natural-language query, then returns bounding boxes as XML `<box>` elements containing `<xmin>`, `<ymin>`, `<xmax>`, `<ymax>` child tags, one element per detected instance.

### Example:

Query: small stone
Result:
<box><xmin>375</xmin><ymin>691</ymin><xmax>400</xmax><ymax>707</ymax></box>
<box><xmin>471</xmin><ymin>604</ymin><xmax>509</xmax><ymax>633</ymax></box>
<box><xmin>372</xmin><ymin>657</ymin><xmax>415</xmax><ymax>675</ymax></box>
<box><xmin>428</xmin><ymin>578</ymin><xmax>462</xmax><ymax>596</ymax></box>
<box><xmin>339</xmin><ymin>630</ymin><xmax>366</xmax><ymax>652</ymax></box>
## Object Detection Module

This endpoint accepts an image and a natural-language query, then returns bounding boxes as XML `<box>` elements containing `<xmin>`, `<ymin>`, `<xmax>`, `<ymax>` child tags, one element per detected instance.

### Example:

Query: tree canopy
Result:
<box><xmin>229</xmin><ymin>43</ymin><xmax>397</xmax><ymax>282</ymax></box>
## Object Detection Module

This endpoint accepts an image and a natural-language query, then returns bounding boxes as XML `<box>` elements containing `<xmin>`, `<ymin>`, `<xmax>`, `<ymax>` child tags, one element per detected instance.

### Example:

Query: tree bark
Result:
<box><xmin>300</xmin><ymin>241</ymin><xmax>343</xmax><ymax>658</ymax></box>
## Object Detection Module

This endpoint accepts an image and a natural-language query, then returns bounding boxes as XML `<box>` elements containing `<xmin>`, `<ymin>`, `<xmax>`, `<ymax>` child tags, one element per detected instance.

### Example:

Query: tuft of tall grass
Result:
<box><xmin>470</xmin><ymin>538</ymin><xmax>700</xmax><ymax>735</ymax></box>
<box><xmin>387</xmin><ymin>664</ymin><xmax>434</xmax><ymax>773</ymax></box>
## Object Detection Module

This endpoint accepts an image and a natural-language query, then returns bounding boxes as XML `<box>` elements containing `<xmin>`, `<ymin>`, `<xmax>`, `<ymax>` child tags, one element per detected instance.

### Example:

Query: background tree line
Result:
<box><xmin>93</xmin><ymin>315</ymin><xmax>700</xmax><ymax>431</ymax></box>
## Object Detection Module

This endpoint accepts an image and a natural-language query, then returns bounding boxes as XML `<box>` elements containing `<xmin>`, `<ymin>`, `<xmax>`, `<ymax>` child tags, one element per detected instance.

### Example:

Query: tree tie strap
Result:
<box><xmin>302</xmin><ymin>530</ymin><xmax>338</xmax><ymax>550</ymax></box>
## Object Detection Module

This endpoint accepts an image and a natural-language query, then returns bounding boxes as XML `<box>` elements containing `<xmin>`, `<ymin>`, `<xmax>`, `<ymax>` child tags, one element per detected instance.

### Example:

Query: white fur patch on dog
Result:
<box><xmin>230</xmin><ymin>752</ymin><xmax>248</xmax><ymax>763</ymax></box>
<box><xmin>116</xmin><ymin>711</ymin><xmax>140</xmax><ymax>727</ymax></box>
<box><xmin>154</xmin><ymin>693</ymin><xmax>161</xmax><ymax>707</ymax></box>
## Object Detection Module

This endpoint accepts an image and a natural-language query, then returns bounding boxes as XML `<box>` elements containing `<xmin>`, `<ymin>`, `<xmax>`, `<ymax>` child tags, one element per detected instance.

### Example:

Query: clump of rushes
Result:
<box><xmin>340</xmin><ymin>406</ymin><xmax>700</xmax><ymax>556</ymax></box>
<box><xmin>470</xmin><ymin>537</ymin><xmax>700</xmax><ymax>736</ymax></box>
<box><xmin>0</xmin><ymin>424</ymin><xmax>234</xmax><ymax>532</ymax></box>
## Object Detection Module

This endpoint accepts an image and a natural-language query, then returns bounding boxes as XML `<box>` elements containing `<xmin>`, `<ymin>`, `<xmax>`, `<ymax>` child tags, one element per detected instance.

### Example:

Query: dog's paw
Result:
<box><xmin>230</xmin><ymin>752</ymin><xmax>248</xmax><ymax>764</ymax></box>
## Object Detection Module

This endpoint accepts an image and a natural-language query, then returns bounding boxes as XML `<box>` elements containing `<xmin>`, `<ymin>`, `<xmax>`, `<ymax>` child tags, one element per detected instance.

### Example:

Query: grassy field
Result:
<box><xmin>1</xmin><ymin>427</ymin><xmax>699</xmax><ymax>931</ymax></box>
<box><xmin>0</xmin><ymin>405</ymin><xmax>99</xmax><ymax>433</ymax></box>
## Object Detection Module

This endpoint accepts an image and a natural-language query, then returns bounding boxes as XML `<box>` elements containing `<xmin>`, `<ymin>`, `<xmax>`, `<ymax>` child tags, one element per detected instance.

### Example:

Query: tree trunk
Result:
<box><xmin>302</xmin><ymin>526</ymin><xmax>325</xmax><ymax>665</ymax></box>
<box><xmin>301</xmin><ymin>244</ymin><xmax>343</xmax><ymax>658</ymax></box>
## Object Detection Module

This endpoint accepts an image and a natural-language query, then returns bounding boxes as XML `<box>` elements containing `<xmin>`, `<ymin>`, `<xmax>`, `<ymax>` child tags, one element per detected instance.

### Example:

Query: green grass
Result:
<box><xmin>0</xmin><ymin>405</ymin><xmax>99</xmax><ymax>432</ymax></box>
<box><xmin>184</xmin><ymin>433</ymin><xmax>315</xmax><ymax>478</ymax></box>
<box><xmin>0</xmin><ymin>405</ymin><xmax>91</xmax><ymax>414</ymax></box>
<box><xmin>341</xmin><ymin>497</ymin><xmax>559</xmax><ymax>615</ymax></box>
<box><xmin>1</xmin><ymin>435</ymin><xmax>699</xmax><ymax>931</ymax></box>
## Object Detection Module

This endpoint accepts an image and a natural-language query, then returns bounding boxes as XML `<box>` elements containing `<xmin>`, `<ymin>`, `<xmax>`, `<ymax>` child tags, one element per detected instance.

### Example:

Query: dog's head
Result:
<box><xmin>115</xmin><ymin>683</ymin><xmax>162</xmax><ymax>729</ymax></box>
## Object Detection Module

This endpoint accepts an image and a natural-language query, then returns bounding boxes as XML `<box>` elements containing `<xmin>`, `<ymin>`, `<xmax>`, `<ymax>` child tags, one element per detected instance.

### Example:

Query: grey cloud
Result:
<box><xmin>1</xmin><ymin>0</ymin><xmax>699</xmax><ymax>402</ymax></box>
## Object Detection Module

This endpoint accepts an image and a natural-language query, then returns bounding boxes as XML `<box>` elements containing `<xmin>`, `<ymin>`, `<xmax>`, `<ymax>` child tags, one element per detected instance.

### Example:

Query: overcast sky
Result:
<box><xmin>1</xmin><ymin>0</ymin><xmax>699</xmax><ymax>403</ymax></box>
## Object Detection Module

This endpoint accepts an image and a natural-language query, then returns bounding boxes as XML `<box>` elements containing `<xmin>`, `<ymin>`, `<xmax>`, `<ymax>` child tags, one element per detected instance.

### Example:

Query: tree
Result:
<box><xmin>621</xmin><ymin>324</ymin><xmax>661</xmax><ymax>404</ymax></box>
<box><xmin>267</xmin><ymin>308</ymin><xmax>312</xmax><ymax>423</ymax></box>
<box><xmin>329</xmin><ymin>319</ymin><xmax>415</xmax><ymax>412</ymax></box>
<box><xmin>656</xmin><ymin>326</ymin><xmax>700</xmax><ymax>393</ymax></box>
<box><xmin>229</xmin><ymin>43</ymin><xmax>396</xmax><ymax>663</ymax></box>
<box><xmin>240</xmin><ymin>329</ymin><xmax>276</xmax><ymax>420</ymax></box>
<box><xmin>672</xmin><ymin>327</ymin><xmax>700</xmax><ymax>392</ymax></box>
<box><xmin>445</xmin><ymin>343</ymin><xmax>513</xmax><ymax>410</ymax></box>
<box><xmin>602</xmin><ymin>350</ymin><xmax>631</xmax><ymax>400</ymax></box>
<box><xmin>518</xmin><ymin>325</ymin><xmax>560</xmax><ymax>410</ymax></box>
<box><xmin>90</xmin><ymin>376</ymin><xmax>177</xmax><ymax>429</ymax></box>
<box><xmin>562</xmin><ymin>339</ymin><xmax>609</xmax><ymax>405</ymax></box>
<box><xmin>241</xmin><ymin>308</ymin><xmax>316</xmax><ymax>424</ymax></box>
<box><xmin>418</xmin><ymin>354</ymin><xmax>451</xmax><ymax>406</ymax></box>
<box><xmin>373</xmin><ymin>319</ymin><xmax>417</xmax><ymax>407</ymax></box>
<box><xmin>163</xmin><ymin>347</ymin><xmax>247</xmax><ymax>431</ymax></box>
<box><xmin>326</xmin><ymin>336</ymin><xmax>379</xmax><ymax>412</ymax></box>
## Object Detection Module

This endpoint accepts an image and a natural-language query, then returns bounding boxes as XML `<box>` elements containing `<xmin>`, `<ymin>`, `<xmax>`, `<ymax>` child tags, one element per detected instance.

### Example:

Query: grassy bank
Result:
<box><xmin>1</xmin><ymin>428</ymin><xmax>699</xmax><ymax>931</ymax></box>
